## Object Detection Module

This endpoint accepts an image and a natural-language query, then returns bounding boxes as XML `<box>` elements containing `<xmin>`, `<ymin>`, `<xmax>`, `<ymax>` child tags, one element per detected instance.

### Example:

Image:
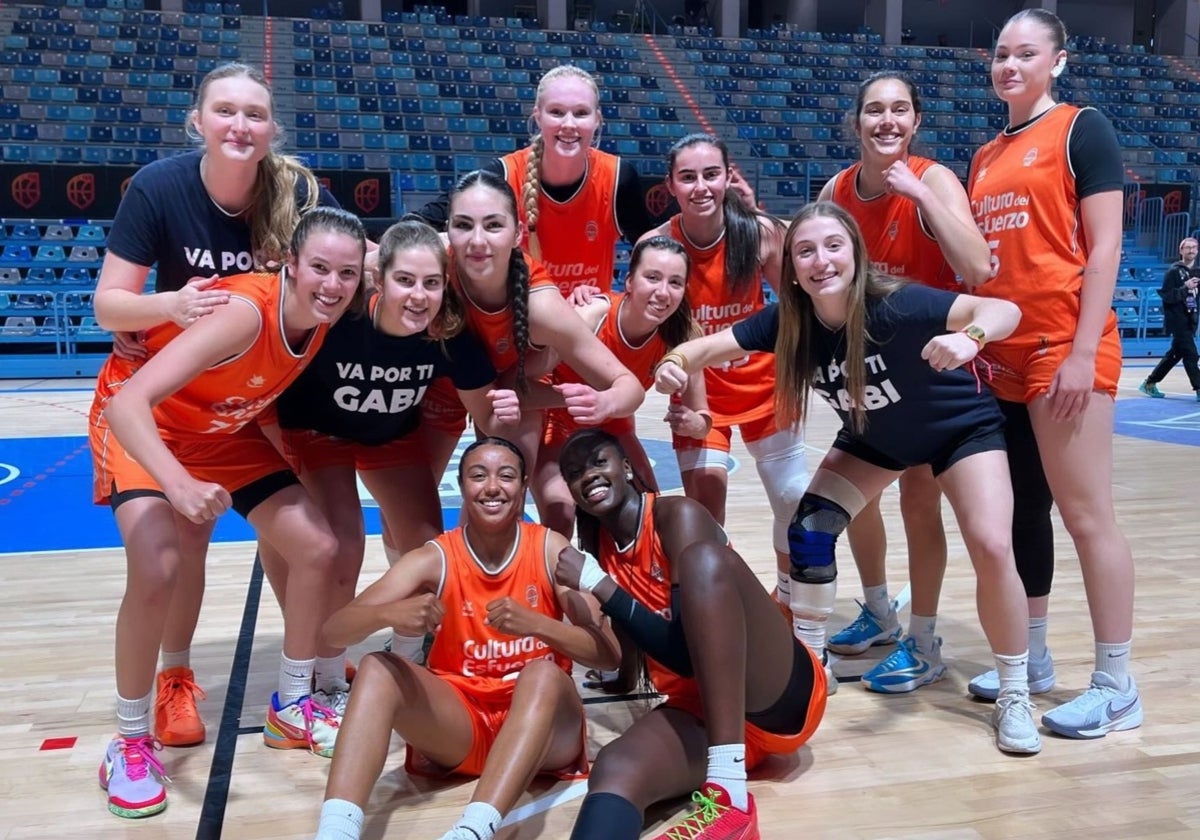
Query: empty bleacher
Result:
<box><xmin>0</xmin><ymin>0</ymin><xmax>1197</xmax><ymax>374</ymax></box>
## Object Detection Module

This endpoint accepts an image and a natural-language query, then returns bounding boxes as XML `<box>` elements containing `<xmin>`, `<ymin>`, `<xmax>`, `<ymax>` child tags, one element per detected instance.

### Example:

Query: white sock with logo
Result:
<box><xmin>908</xmin><ymin>614</ymin><xmax>937</xmax><ymax>655</ymax></box>
<box><xmin>314</xmin><ymin>654</ymin><xmax>347</xmax><ymax>694</ymax></box>
<box><xmin>315</xmin><ymin>798</ymin><xmax>364</xmax><ymax>840</ymax></box>
<box><xmin>863</xmin><ymin>583</ymin><xmax>891</xmax><ymax>622</ymax></box>
<box><xmin>279</xmin><ymin>654</ymin><xmax>315</xmax><ymax>705</ymax></box>
<box><xmin>993</xmin><ymin>651</ymin><xmax>1030</xmax><ymax>696</ymax></box>
<box><xmin>451</xmin><ymin>801</ymin><xmax>502</xmax><ymax>840</ymax></box>
<box><xmin>116</xmin><ymin>690</ymin><xmax>152</xmax><ymax>738</ymax></box>
<box><xmin>775</xmin><ymin>571</ymin><xmax>791</xmax><ymax>605</ymax></box>
<box><xmin>1095</xmin><ymin>640</ymin><xmax>1132</xmax><ymax>689</ymax></box>
<box><xmin>706</xmin><ymin>743</ymin><xmax>748</xmax><ymax>811</ymax></box>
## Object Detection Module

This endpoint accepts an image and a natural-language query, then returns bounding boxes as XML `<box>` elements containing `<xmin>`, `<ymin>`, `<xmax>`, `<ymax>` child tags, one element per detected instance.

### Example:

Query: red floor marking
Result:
<box><xmin>40</xmin><ymin>737</ymin><xmax>77</xmax><ymax>751</ymax></box>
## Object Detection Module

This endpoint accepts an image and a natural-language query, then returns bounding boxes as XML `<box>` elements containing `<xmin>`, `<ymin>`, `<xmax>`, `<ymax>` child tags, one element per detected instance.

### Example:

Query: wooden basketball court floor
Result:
<box><xmin>0</xmin><ymin>361</ymin><xmax>1197</xmax><ymax>840</ymax></box>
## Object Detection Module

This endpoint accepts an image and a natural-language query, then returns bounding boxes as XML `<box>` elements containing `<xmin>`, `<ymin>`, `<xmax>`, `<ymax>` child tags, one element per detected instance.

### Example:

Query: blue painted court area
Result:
<box><xmin>0</xmin><ymin>436</ymin><xmax>689</xmax><ymax>554</ymax></box>
<box><xmin>1114</xmin><ymin>395</ymin><xmax>1200</xmax><ymax>447</ymax></box>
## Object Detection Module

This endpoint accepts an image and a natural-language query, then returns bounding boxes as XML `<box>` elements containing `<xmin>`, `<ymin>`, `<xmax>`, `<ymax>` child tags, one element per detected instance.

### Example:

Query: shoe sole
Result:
<box><xmin>155</xmin><ymin>727</ymin><xmax>205</xmax><ymax>748</ymax></box>
<box><xmin>862</xmin><ymin>664</ymin><xmax>947</xmax><ymax>694</ymax></box>
<box><xmin>1041</xmin><ymin>706</ymin><xmax>1144</xmax><ymax>739</ymax></box>
<box><xmin>968</xmin><ymin>672</ymin><xmax>1056</xmax><ymax>701</ymax></box>
<box><xmin>263</xmin><ymin>721</ymin><xmax>335</xmax><ymax>758</ymax></box>
<box><xmin>996</xmin><ymin>735</ymin><xmax>1043</xmax><ymax>755</ymax></box>
<box><xmin>827</xmin><ymin>628</ymin><xmax>901</xmax><ymax>656</ymax></box>
<box><xmin>99</xmin><ymin>767</ymin><xmax>168</xmax><ymax>818</ymax></box>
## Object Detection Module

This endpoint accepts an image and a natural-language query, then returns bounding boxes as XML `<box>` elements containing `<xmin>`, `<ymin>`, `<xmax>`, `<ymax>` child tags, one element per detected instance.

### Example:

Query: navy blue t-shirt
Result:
<box><xmin>732</xmin><ymin>284</ymin><xmax>1004</xmax><ymax>467</ymax></box>
<box><xmin>105</xmin><ymin>150</ymin><xmax>338</xmax><ymax>293</ymax></box>
<box><xmin>276</xmin><ymin>303</ymin><xmax>497</xmax><ymax>446</ymax></box>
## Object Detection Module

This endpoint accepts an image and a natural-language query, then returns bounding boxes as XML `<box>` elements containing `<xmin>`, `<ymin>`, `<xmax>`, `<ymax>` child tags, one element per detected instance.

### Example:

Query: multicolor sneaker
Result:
<box><xmin>828</xmin><ymin>600</ymin><xmax>902</xmax><ymax>655</ymax></box>
<box><xmin>861</xmin><ymin>636</ymin><xmax>946</xmax><ymax>694</ymax></box>
<box><xmin>1138</xmin><ymin>380</ymin><xmax>1164</xmax><ymax>398</ymax></box>
<box><xmin>263</xmin><ymin>693</ymin><xmax>341</xmax><ymax>757</ymax></box>
<box><xmin>154</xmin><ymin>667</ymin><xmax>206</xmax><ymax>747</ymax></box>
<box><xmin>993</xmin><ymin>690</ymin><xmax>1042</xmax><ymax>754</ymax></box>
<box><xmin>650</xmin><ymin>783</ymin><xmax>759</xmax><ymax>840</ymax></box>
<box><xmin>313</xmin><ymin>678</ymin><xmax>351</xmax><ymax>717</ymax></box>
<box><xmin>968</xmin><ymin>648</ymin><xmax>1055</xmax><ymax>700</ymax></box>
<box><xmin>98</xmin><ymin>735</ymin><xmax>168</xmax><ymax>818</ymax></box>
<box><xmin>1041</xmin><ymin>671</ymin><xmax>1143</xmax><ymax>739</ymax></box>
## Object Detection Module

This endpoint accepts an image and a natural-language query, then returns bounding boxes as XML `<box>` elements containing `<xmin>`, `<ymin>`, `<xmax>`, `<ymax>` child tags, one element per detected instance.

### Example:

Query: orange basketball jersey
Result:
<box><xmin>91</xmin><ymin>272</ymin><xmax>328</xmax><ymax>439</ymax></box>
<box><xmin>831</xmin><ymin>156</ymin><xmax>958</xmax><ymax>291</ymax></box>
<box><xmin>545</xmin><ymin>292</ymin><xmax>667</xmax><ymax>438</ymax></box>
<box><xmin>450</xmin><ymin>253</ymin><xmax>558</xmax><ymax>372</ymax></box>
<box><xmin>968</xmin><ymin>104</ymin><xmax>1117</xmax><ymax>346</ymax></box>
<box><xmin>595</xmin><ymin>493</ymin><xmax>823</xmax><ymax>765</ymax></box>
<box><xmin>669</xmin><ymin>216</ymin><xmax>774</xmax><ymax>426</ymax></box>
<box><xmin>501</xmin><ymin>146</ymin><xmax>622</xmax><ymax>295</ymax></box>
<box><xmin>426</xmin><ymin>522</ymin><xmax>572</xmax><ymax>704</ymax></box>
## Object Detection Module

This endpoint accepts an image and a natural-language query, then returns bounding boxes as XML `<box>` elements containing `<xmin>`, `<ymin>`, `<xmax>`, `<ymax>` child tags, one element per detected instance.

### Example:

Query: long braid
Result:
<box><xmin>522</xmin><ymin>134</ymin><xmax>544</xmax><ymax>261</ymax></box>
<box><xmin>509</xmin><ymin>248</ymin><xmax>532</xmax><ymax>393</ymax></box>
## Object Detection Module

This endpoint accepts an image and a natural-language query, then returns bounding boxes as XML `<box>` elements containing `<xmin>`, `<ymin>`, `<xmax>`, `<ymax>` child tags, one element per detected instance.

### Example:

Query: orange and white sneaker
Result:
<box><xmin>154</xmin><ymin>667</ymin><xmax>206</xmax><ymax>747</ymax></box>
<box><xmin>652</xmin><ymin>783</ymin><xmax>759</xmax><ymax>840</ymax></box>
<box><xmin>263</xmin><ymin>693</ymin><xmax>340</xmax><ymax>758</ymax></box>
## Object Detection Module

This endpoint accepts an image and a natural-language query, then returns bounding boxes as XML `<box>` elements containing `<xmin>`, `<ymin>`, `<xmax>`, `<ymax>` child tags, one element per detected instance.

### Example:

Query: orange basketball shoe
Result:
<box><xmin>153</xmin><ymin>667</ymin><xmax>206</xmax><ymax>747</ymax></box>
<box><xmin>651</xmin><ymin>783</ymin><xmax>759</xmax><ymax>840</ymax></box>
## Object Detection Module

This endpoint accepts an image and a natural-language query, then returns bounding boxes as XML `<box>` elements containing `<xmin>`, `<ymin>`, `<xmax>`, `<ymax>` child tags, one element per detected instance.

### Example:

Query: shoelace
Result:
<box><xmin>663</xmin><ymin>788</ymin><xmax>728</xmax><ymax>839</ymax></box>
<box><xmin>297</xmin><ymin>697</ymin><xmax>340</xmax><ymax>753</ymax></box>
<box><xmin>121</xmin><ymin>735</ymin><xmax>169</xmax><ymax>783</ymax></box>
<box><xmin>155</xmin><ymin>673</ymin><xmax>207</xmax><ymax>718</ymax></box>
<box><xmin>996</xmin><ymin>692</ymin><xmax>1036</xmax><ymax>716</ymax></box>
<box><xmin>968</xmin><ymin>356</ymin><xmax>994</xmax><ymax>394</ymax></box>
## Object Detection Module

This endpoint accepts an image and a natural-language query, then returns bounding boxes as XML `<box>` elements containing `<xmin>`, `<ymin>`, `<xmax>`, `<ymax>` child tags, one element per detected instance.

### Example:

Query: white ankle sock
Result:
<box><xmin>160</xmin><ymin>648</ymin><xmax>190</xmax><ymax>671</ymax></box>
<box><xmin>994</xmin><ymin>651</ymin><xmax>1030</xmax><ymax>696</ymax></box>
<box><xmin>116</xmin><ymin>690</ymin><xmax>152</xmax><ymax>737</ymax></box>
<box><xmin>1095</xmin><ymin>640</ymin><xmax>1132</xmax><ymax>687</ymax></box>
<box><xmin>908</xmin><ymin>614</ymin><xmax>937</xmax><ymax>654</ymax></box>
<box><xmin>315</xmin><ymin>798</ymin><xmax>364</xmax><ymax>840</ymax></box>
<box><xmin>314</xmin><ymin>654</ymin><xmax>347</xmax><ymax>693</ymax></box>
<box><xmin>1028</xmin><ymin>616</ymin><xmax>1048</xmax><ymax>659</ymax></box>
<box><xmin>390</xmin><ymin>633</ymin><xmax>427</xmax><ymax>663</ymax></box>
<box><xmin>706</xmin><ymin>743</ymin><xmax>748</xmax><ymax>811</ymax></box>
<box><xmin>863</xmin><ymin>584</ymin><xmax>891</xmax><ymax>621</ymax></box>
<box><xmin>453</xmin><ymin>801</ymin><xmax>502</xmax><ymax>840</ymax></box>
<box><xmin>279</xmin><ymin>654</ymin><xmax>315</xmax><ymax>705</ymax></box>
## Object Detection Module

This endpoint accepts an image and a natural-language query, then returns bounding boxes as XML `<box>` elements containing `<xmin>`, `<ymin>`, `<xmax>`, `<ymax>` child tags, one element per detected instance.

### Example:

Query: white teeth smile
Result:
<box><xmin>481</xmin><ymin>499</ymin><xmax>504</xmax><ymax>508</ymax></box>
<box><xmin>315</xmin><ymin>294</ymin><xmax>340</xmax><ymax>306</ymax></box>
<box><xmin>585</xmin><ymin>485</ymin><xmax>608</xmax><ymax>501</ymax></box>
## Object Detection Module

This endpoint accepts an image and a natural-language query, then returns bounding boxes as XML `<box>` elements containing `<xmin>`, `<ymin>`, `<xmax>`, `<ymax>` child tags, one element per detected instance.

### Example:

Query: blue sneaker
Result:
<box><xmin>1041</xmin><ymin>671</ymin><xmax>1143</xmax><ymax>739</ymax></box>
<box><xmin>968</xmin><ymin>647</ymin><xmax>1056</xmax><ymax>700</ymax></box>
<box><xmin>1138</xmin><ymin>380</ymin><xmax>1164</xmax><ymax>398</ymax></box>
<box><xmin>828</xmin><ymin>600</ymin><xmax>901</xmax><ymax>656</ymax></box>
<box><xmin>861</xmin><ymin>636</ymin><xmax>946</xmax><ymax>694</ymax></box>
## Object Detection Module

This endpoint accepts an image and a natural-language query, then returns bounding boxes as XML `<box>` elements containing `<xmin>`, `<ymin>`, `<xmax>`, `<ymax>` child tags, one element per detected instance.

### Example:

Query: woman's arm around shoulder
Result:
<box><xmin>323</xmin><ymin>543</ymin><xmax>446</xmax><ymax>648</ymax></box>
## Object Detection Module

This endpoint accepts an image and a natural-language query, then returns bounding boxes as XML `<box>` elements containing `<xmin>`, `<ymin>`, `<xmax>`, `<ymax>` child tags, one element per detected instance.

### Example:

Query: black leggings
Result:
<box><xmin>999</xmin><ymin>399</ymin><xmax>1055</xmax><ymax>598</ymax></box>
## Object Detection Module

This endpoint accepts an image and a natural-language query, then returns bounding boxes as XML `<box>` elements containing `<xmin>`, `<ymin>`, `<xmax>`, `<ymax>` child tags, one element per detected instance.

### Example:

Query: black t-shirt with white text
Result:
<box><xmin>732</xmin><ymin>284</ymin><xmax>1004</xmax><ymax>467</ymax></box>
<box><xmin>105</xmin><ymin>150</ymin><xmax>338</xmax><ymax>293</ymax></box>
<box><xmin>276</xmin><ymin>304</ymin><xmax>497</xmax><ymax>446</ymax></box>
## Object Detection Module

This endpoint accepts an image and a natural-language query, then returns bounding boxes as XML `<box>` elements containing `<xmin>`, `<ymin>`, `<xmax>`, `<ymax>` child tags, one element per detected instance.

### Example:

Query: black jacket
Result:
<box><xmin>1159</xmin><ymin>261</ymin><xmax>1200</xmax><ymax>335</ymax></box>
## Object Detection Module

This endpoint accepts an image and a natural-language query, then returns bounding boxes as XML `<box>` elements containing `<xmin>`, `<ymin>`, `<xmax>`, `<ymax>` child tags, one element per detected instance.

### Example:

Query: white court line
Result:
<box><xmin>893</xmin><ymin>581</ymin><xmax>912</xmax><ymax>613</ymax></box>
<box><xmin>499</xmin><ymin>780</ymin><xmax>590</xmax><ymax>827</ymax></box>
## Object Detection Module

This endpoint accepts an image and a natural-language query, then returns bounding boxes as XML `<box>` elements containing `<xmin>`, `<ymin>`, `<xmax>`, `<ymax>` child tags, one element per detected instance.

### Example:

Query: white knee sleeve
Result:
<box><xmin>746</xmin><ymin>429</ymin><xmax>809</xmax><ymax>555</ymax></box>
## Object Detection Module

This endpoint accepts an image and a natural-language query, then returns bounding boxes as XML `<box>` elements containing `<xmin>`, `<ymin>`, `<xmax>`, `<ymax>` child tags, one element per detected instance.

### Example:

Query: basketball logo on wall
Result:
<box><xmin>354</xmin><ymin>178</ymin><xmax>380</xmax><ymax>214</ymax></box>
<box><xmin>645</xmin><ymin>183</ymin><xmax>671</xmax><ymax>218</ymax></box>
<box><xmin>11</xmin><ymin>172</ymin><xmax>40</xmax><ymax>210</ymax></box>
<box><xmin>66</xmin><ymin>173</ymin><xmax>96</xmax><ymax>211</ymax></box>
